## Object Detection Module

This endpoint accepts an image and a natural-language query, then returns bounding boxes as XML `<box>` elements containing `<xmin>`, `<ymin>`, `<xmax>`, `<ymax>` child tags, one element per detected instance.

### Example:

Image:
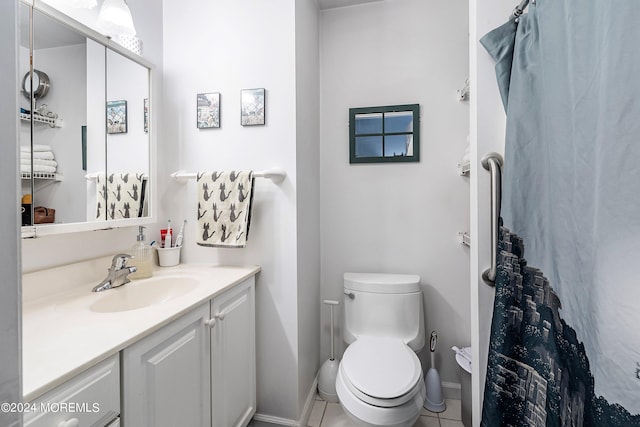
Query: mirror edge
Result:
<box><xmin>21</xmin><ymin>0</ymin><xmax>155</xmax><ymax>239</ymax></box>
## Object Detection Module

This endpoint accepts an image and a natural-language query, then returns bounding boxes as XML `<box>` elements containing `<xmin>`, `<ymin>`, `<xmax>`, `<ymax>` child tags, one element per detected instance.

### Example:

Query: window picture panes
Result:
<box><xmin>349</xmin><ymin>104</ymin><xmax>419</xmax><ymax>163</ymax></box>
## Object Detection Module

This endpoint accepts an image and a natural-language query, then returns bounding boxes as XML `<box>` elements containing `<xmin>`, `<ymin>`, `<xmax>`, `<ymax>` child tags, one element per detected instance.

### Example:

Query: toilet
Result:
<box><xmin>336</xmin><ymin>273</ymin><xmax>426</xmax><ymax>427</ymax></box>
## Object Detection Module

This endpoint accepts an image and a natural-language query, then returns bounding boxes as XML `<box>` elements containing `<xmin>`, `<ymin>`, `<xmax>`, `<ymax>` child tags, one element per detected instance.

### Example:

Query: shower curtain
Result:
<box><xmin>480</xmin><ymin>0</ymin><xmax>640</xmax><ymax>425</ymax></box>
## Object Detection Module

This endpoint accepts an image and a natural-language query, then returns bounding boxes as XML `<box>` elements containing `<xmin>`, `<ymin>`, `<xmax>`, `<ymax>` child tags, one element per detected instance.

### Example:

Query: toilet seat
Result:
<box><xmin>340</xmin><ymin>336</ymin><xmax>422</xmax><ymax>408</ymax></box>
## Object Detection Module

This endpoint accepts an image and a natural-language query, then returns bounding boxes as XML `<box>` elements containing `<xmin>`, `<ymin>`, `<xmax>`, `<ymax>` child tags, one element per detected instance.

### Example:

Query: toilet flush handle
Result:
<box><xmin>344</xmin><ymin>292</ymin><xmax>355</xmax><ymax>300</ymax></box>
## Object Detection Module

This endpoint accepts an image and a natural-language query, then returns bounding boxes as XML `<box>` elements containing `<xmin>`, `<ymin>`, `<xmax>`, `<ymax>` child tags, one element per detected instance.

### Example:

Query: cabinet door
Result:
<box><xmin>210</xmin><ymin>277</ymin><xmax>256</xmax><ymax>427</ymax></box>
<box><xmin>122</xmin><ymin>304</ymin><xmax>211</xmax><ymax>427</ymax></box>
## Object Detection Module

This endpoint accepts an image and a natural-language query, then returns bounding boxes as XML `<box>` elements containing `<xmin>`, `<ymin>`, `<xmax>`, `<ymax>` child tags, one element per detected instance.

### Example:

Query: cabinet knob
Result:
<box><xmin>58</xmin><ymin>418</ymin><xmax>80</xmax><ymax>427</ymax></box>
<box><xmin>205</xmin><ymin>313</ymin><xmax>224</xmax><ymax>328</ymax></box>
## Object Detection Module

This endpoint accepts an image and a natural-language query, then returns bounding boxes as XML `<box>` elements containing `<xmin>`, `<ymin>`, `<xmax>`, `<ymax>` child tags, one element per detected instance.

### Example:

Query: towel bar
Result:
<box><xmin>85</xmin><ymin>172</ymin><xmax>148</xmax><ymax>181</ymax></box>
<box><xmin>170</xmin><ymin>168</ymin><xmax>286</xmax><ymax>184</ymax></box>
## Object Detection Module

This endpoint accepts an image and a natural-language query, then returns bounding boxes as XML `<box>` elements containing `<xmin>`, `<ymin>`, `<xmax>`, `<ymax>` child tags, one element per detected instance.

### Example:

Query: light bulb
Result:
<box><xmin>96</xmin><ymin>0</ymin><xmax>137</xmax><ymax>37</ymax></box>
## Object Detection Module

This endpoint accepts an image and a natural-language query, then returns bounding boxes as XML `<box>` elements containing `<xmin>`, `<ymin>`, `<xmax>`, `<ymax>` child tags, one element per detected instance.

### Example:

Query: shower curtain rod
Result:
<box><xmin>511</xmin><ymin>0</ymin><xmax>530</xmax><ymax>20</ymax></box>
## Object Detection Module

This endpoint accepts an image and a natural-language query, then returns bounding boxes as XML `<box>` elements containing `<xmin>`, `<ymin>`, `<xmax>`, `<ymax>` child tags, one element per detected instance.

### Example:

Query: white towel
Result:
<box><xmin>196</xmin><ymin>171</ymin><xmax>254</xmax><ymax>248</ymax></box>
<box><xmin>96</xmin><ymin>173</ymin><xmax>144</xmax><ymax>220</ymax></box>
<box><xmin>20</xmin><ymin>144</ymin><xmax>53</xmax><ymax>152</ymax></box>
<box><xmin>20</xmin><ymin>158</ymin><xmax>57</xmax><ymax>168</ymax></box>
<box><xmin>21</xmin><ymin>165</ymin><xmax>56</xmax><ymax>173</ymax></box>
<box><xmin>21</xmin><ymin>151</ymin><xmax>55</xmax><ymax>160</ymax></box>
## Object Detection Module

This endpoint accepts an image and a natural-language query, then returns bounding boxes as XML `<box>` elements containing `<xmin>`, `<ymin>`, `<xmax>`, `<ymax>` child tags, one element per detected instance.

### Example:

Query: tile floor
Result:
<box><xmin>250</xmin><ymin>395</ymin><xmax>465</xmax><ymax>427</ymax></box>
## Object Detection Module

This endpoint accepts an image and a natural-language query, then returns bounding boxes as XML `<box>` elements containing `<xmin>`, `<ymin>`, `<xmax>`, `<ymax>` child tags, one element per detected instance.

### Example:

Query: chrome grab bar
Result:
<box><xmin>481</xmin><ymin>152</ymin><xmax>503</xmax><ymax>286</ymax></box>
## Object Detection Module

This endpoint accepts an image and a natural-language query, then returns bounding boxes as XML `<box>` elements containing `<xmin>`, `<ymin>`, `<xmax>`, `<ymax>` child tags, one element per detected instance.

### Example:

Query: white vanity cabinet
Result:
<box><xmin>24</xmin><ymin>355</ymin><xmax>120</xmax><ymax>427</ymax></box>
<box><xmin>122</xmin><ymin>303</ymin><xmax>212</xmax><ymax>427</ymax></box>
<box><xmin>210</xmin><ymin>277</ymin><xmax>256</xmax><ymax>427</ymax></box>
<box><xmin>122</xmin><ymin>277</ymin><xmax>256</xmax><ymax>427</ymax></box>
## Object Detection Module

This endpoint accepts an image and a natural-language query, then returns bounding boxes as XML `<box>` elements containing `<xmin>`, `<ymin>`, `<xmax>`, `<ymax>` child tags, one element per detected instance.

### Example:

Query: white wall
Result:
<box><xmin>162</xmin><ymin>0</ymin><xmax>319</xmax><ymax>422</ymax></box>
<box><xmin>469</xmin><ymin>0</ymin><xmax>510</xmax><ymax>424</ymax></box>
<box><xmin>0</xmin><ymin>1</ymin><xmax>22</xmax><ymax>426</ymax></box>
<box><xmin>319</xmin><ymin>0</ymin><xmax>470</xmax><ymax>389</ymax></box>
<box><xmin>295</xmin><ymin>0</ymin><xmax>321</xmax><ymax>418</ymax></box>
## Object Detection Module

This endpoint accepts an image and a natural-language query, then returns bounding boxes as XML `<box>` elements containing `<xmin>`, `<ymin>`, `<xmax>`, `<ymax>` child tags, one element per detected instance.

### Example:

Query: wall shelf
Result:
<box><xmin>21</xmin><ymin>171</ymin><xmax>63</xmax><ymax>181</ymax></box>
<box><xmin>458</xmin><ymin>160</ymin><xmax>470</xmax><ymax>176</ymax></box>
<box><xmin>458</xmin><ymin>231</ymin><xmax>471</xmax><ymax>247</ymax></box>
<box><xmin>457</xmin><ymin>78</ymin><xmax>470</xmax><ymax>101</ymax></box>
<box><xmin>19</xmin><ymin>112</ymin><xmax>63</xmax><ymax>128</ymax></box>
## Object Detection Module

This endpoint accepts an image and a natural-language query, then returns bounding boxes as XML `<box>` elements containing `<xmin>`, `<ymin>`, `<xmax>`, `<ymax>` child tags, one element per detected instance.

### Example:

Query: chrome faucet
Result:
<box><xmin>92</xmin><ymin>253</ymin><xmax>138</xmax><ymax>292</ymax></box>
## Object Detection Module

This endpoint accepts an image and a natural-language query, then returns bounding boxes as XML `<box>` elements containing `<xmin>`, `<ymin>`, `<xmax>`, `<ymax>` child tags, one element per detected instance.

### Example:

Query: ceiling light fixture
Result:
<box><xmin>96</xmin><ymin>0</ymin><xmax>137</xmax><ymax>37</ymax></box>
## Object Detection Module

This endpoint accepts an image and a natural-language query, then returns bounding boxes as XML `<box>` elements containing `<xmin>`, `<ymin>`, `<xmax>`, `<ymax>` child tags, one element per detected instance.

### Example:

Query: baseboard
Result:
<box><xmin>252</xmin><ymin>375</ymin><xmax>319</xmax><ymax>427</ymax></box>
<box><xmin>252</xmin><ymin>414</ymin><xmax>298</xmax><ymax>426</ymax></box>
<box><xmin>442</xmin><ymin>381</ymin><xmax>462</xmax><ymax>400</ymax></box>
<box><xmin>297</xmin><ymin>375</ymin><xmax>319</xmax><ymax>427</ymax></box>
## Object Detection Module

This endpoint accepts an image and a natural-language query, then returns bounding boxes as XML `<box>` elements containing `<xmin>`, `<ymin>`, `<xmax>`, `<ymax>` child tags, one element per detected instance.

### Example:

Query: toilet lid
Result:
<box><xmin>341</xmin><ymin>336</ymin><xmax>422</xmax><ymax>401</ymax></box>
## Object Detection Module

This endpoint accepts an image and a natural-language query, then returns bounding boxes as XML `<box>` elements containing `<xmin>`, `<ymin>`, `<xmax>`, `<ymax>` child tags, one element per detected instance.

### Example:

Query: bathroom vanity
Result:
<box><xmin>22</xmin><ymin>259</ymin><xmax>259</xmax><ymax>427</ymax></box>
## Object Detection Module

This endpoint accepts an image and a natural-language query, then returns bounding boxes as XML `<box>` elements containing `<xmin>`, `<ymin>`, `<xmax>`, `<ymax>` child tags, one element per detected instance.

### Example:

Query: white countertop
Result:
<box><xmin>22</xmin><ymin>259</ymin><xmax>260</xmax><ymax>402</ymax></box>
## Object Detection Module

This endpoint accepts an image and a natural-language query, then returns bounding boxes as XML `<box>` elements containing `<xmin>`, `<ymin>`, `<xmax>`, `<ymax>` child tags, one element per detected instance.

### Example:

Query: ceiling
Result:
<box><xmin>20</xmin><ymin>5</ymin><xmax>86</xmax><ymax>50</ymax></box>
<box><xmin>317</xmin><ymin>0</ymin><xmax>383</xmax><ymax>11</ymax></box>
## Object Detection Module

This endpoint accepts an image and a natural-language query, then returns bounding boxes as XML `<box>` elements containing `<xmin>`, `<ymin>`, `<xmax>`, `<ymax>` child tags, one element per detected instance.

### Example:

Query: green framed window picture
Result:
<box><xmin>349</xmin><ymin>104</ymin><xmax>420</xmax><ymax>164</ymax></box>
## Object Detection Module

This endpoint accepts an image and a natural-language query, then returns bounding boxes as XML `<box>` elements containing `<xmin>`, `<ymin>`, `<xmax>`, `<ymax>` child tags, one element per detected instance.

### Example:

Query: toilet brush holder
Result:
<box><xmin>318</xmin><ymin>299</ymin><xmax>340</xmax><ymax>403</ymax></box>
<box><xmin>424</xmin><ymin>331</ymin><xmax>446</xmax><ymax>413</ymax></box>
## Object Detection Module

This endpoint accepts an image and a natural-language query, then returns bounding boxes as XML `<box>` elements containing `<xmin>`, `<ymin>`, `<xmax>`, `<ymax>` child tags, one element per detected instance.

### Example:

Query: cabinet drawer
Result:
<box><xmin>24</xmin><ymin>355</ymin><xmax>120</xmax><ymax>427</ymax></box>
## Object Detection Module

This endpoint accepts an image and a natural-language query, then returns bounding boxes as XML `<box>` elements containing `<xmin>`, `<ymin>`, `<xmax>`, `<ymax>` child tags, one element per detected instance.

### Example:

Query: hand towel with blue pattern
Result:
<box><xmin>196</xmin><ymin>171</ymin><xmax>254</xmax><ymax>248</ymax></box>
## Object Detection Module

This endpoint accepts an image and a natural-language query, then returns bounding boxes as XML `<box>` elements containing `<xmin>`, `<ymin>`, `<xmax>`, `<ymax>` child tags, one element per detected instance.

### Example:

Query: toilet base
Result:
<box><xmin>336</xmin><ymin>368</ymin><xmax>426</xmax><ymax>427</ymax></box>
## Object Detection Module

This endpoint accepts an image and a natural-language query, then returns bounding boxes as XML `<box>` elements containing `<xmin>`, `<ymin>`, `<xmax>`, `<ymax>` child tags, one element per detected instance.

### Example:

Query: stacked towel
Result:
<box><xmin>20</xmin><ymin>145</ymin><xmax>58</xmax><ymax>174</ymax></box>
<box><xmin>96</xmin><ymin>173</ymin><xmax>144</xmax><ymax>220</ymax></box>
<box><xmin>196</xmin><ymin>171</ymin><xmax>254</xmax><ymax>248</ymax></box>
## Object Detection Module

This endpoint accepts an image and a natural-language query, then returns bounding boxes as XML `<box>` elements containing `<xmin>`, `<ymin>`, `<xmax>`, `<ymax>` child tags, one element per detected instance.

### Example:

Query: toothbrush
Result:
<box><xmin>165</xmin><ymin>219</ymin><xmax>172</xmax><ymax>248</ymax></box>
<box><xmin>175</xmin><ymin>220</ymin><xmax>187</xmax><ymax>247</ymax></box>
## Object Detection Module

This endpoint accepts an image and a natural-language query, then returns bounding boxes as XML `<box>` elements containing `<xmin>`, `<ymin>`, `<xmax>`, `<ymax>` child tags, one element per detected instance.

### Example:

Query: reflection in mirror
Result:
<box><xmin>86</xmin><ymin>38</ymin><xmax>107</xmax><ymax>221</ymax></box>
<box><xmin>19</xmin><ymin>0</ymin><xmax>152</xmax><ymax>235</ymax></box>
<box><xmin>349</xmin><ymin>104</ymin><xmax>420</xmax><ymax>164</ymax></box>
<box><xmin>104</xmin><ymin>48</ymin><xmax>150</xmax><ymax>220</ymax></box>
<box><xmin>19</xmin><ymin>2</ymin><xmax>32</xmax><ymax>228</ymax></box>
<box><xmin>20</xmin><ymin>6</ymin><xmax>105</xmax><ymax>226</ymax></box>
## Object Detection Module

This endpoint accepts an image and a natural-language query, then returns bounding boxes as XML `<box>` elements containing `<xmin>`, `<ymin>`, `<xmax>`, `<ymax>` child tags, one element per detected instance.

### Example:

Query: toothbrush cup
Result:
<box><xmin>156</xmin><ymin>246</ymin><xmax>181</xmax><ymax>267</ymax></box>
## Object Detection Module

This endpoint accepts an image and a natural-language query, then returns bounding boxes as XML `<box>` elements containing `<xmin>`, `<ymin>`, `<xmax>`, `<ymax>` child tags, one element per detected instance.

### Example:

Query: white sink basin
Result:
<box><xmin>90</xmin><ymin>277</ymin><xmax>199</xmax><ymax>313</ymax></box>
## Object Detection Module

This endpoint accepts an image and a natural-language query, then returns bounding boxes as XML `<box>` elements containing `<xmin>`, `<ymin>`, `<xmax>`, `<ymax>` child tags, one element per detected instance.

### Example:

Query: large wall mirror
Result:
<box><xmin>19</xmin><ymin>1</ymin><xmax>152</xmax><ymax>238</ymax></box>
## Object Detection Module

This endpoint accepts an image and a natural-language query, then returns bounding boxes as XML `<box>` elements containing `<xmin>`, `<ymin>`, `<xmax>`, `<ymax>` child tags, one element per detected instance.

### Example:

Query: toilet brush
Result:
<box><xmin>318</xmin><ymin>299</ymin><xmax>340</xmax><ymax>403</ymax></box>
<box><xmin>424</xmin><ymin>331</ymin><xmax>446</xmax><ymax>412</ymax></box>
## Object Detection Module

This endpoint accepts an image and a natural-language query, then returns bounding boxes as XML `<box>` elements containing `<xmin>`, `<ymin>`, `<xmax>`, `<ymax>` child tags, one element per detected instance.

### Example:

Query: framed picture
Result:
<box><xmin>240</xmin><ymin>88</ymin><xmax>265</xmax><ymax>126</ymax></box>
<box><xmin>106</xmin><ymin>100</ymin><xmax>127</xmax><ymax>134</ymax></box>
<box><xmin>197</xmin><ymin>92</ymin><xmax>221</xmax><ymax>129</ymax></box>
<box><xmin>143</xmin><ymin>98</ymin><xmax>149</xmax><ymax>133</ymax></box>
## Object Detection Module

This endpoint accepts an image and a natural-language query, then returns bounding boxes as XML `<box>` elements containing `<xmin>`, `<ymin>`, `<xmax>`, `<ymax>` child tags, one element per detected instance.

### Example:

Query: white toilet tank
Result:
<box><xmin>343</xmin><ymin>273</ymin><xmax>425</xmax><ymax>352</ymax></box>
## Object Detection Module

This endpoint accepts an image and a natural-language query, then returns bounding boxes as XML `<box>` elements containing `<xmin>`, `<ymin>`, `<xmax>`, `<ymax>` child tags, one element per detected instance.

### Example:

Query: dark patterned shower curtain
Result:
<box><xmin>480</xmin><ymin>0</ymin><xmax>640</xmax><ymax>425</ymax></box>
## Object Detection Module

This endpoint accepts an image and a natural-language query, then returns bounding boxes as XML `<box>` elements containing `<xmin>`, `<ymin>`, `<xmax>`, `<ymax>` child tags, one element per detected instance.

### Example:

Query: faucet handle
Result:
<box><xmin>111</xmin><ymin>253</ymin><xmax>133</xmax><ymax>269</ymax></box>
